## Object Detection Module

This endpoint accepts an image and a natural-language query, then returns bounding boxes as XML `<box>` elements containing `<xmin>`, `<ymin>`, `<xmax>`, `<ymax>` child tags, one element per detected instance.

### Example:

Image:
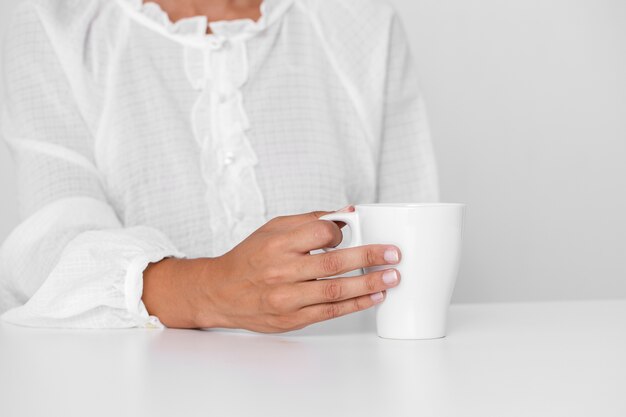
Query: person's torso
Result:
<box><xmin>47</xmin><ymin>0</ymin><xmax>393</xmax><ymax>256</ymax></box>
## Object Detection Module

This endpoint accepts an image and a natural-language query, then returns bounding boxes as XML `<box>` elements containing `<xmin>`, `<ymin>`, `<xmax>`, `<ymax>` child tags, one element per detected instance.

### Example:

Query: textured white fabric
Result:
<box><xmin>0</xmin><ymin>0</ymin><xmax>439</xmax><ymax>328</ymax></box>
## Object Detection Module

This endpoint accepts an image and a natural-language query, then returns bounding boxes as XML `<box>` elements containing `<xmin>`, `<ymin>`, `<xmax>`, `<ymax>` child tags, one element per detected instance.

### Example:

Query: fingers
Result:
<box><xmin>283</xmin><ymin>219</ymin><xmax>344</xmax><ymax>253</ymax></box>
<box><xmin>293</xmin><ymin>268</ymin><xmax>400</xmax><ymax>307</ymax></box>
<box><xmin>295</xmin><ymin>291</ymin><xmax>387</xmax><ymax>326</ymax></box>
<box><xmin>261</xmin><ymin>268</ymin><xmax>399</xmax><ymax>314</ymax></box>
<box><xmin>263</xmin><ymin>206</ymin><xmax>354</xmax><ymax>232</ymax></box>
<box><xmin>264</xmin><ymin>211</ymin><xmax>333</xmax><ymax>231</ymax></box>
<box><xmin>295</xmin><ymin>244</ymin><xmax>401</xmax><ymax>281</ymax></box>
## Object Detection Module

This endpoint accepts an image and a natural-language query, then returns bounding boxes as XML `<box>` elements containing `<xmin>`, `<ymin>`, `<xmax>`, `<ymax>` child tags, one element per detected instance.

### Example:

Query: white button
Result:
<box><xmin>223</xmin><ymin>151</ymin><xmax>236</xmax><ymax>165</ymax></box>
<box><xmin>207</xmin><ymin>37</ymin><xmax>225</xmax><ymax>50</ymax></box>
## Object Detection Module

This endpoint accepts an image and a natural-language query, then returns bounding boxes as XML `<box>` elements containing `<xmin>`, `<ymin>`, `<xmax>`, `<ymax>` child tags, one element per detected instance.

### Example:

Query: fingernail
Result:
<box><xmin>384</xmin><ymin>248</ymin><xmax>400</xmax><ymax>264</ymax></box>
<box><xmin>337</xmin><ymin>205</ymin><xmax>354</xmax><ymax>212</ymax></box>
<box><xmin>370</xmin><ymin>292</ymin><xmax>384</xmax><ymax>303</ymax></box>
<box><xmin>382</xmin><ymin>269</ymin><xmax>398</xmax><ymax>285</ymax></box>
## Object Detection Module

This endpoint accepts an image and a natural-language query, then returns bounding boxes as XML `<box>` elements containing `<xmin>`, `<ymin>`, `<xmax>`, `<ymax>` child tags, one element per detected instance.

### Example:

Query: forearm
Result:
<box><xmin>143</xmin><ymin>257</ymin><xmax>218</xmax><ymax>329</ymax></box>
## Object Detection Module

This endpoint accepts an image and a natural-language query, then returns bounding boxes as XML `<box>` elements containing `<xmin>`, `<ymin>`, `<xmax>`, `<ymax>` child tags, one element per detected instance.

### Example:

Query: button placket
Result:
<box><xmin>185</xmin><ymin>38</ymin><xmax>267</xmax><ymax>255</ymax></box>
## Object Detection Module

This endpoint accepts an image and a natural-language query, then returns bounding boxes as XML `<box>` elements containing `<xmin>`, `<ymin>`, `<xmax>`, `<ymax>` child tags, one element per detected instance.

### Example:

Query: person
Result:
<box><xmin>0</xmin><ymin>0</ymin><xmax>439</xmax><ymax>331</ymax></box>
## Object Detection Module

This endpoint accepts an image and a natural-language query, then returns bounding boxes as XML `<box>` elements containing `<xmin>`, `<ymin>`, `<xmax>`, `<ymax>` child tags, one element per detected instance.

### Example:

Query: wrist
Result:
<box><xmin>143</xmin><ymin>257</ymin><xmax>223</xmax><ymax>329</ymax></box>
<box><xmin>192</xmin><ymin>256</ymin><xmax>230</xmax><ymax>329</ymax></box>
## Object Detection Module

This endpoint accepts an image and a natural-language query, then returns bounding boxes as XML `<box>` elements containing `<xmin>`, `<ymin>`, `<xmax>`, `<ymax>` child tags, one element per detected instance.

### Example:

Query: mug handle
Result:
<box><xmin>318</xmin><ymin>211</ymin><xmax>362</xmax><ymax>252</ymax></box>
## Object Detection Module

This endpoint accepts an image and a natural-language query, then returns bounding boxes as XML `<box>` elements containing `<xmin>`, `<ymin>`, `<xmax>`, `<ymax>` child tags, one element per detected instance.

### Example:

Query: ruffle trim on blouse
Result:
<box><xmin>180</xmin><ymin>1</ymin><xmax>294</xmax><ymax>256</ymax></box>
<box><xmin>131</xmin><ymin>0</ymin><xmax>208</xmax><ymax>37</ymax></box>
<box><xmin>185</xmin><ymin>37</ymin><xmax>268</xmax><ymax>255</ymax></box>
<box><xmin>118</xmin><ymin>0</ymin><xmax>292</xmax><ymax>44</ymax></box>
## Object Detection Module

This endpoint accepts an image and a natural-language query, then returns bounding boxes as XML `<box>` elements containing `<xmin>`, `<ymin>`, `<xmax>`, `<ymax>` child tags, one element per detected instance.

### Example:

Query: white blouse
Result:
<box><xmin>0</xmin><ymin>0</ymin><xmax>439</xmax><ymax>328</ymax></box>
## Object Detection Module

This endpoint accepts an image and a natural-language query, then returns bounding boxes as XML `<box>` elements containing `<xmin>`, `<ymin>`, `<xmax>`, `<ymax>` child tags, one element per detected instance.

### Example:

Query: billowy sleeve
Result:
<box><xmin>0</xmin><ymin>3</ymin><xmax>184</xmax><ymax>328</ymax></box>
<box><xmin>377</xmin><ymin>12</ymin><xmax>440</xmax><ymax>203</ymax></box>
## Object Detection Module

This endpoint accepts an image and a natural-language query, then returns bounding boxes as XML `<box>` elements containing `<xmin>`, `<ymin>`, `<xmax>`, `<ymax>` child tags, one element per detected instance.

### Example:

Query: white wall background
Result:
<box><xmin>0</xmin><ymin>0</ymin><xmax>625</xmax><ymax>302</ymax></box>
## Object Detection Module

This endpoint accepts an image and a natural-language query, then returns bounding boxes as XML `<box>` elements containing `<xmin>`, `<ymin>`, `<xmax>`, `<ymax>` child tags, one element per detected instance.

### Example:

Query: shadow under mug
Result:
<box><xmin>320</xmin><ymin>203</ymin><xmax>465</xmax><ymax>340</ymax></box>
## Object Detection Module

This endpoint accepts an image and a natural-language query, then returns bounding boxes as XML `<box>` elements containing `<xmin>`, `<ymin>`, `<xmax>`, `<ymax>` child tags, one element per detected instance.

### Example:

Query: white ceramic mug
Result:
<box><xmin>319</xmin><ymin>203</ymin><xmax>465</xmax><ymax>340</ymax></box>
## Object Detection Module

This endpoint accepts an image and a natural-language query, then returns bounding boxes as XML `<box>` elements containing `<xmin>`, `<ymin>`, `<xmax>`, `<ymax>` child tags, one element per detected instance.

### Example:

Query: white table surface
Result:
<box><xmin>1</xmin><ymin>299</ymin><xmax>624</xmax><ymax>417</ymax></box>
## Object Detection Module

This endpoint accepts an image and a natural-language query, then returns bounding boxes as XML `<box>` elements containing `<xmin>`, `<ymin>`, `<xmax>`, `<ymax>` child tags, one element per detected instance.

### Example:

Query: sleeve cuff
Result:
<box><xmin>2</xmin><ymin>226</ymin><xmax>185</xmax><ymax>329</ymax></box>
<box><xmin>125</xmin><ymin>249</ymin><xmax>186</xmax><ymax>329</ymax></box>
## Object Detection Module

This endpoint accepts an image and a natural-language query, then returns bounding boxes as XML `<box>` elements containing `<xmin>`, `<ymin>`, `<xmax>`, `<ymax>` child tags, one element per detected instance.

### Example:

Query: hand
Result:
<box><xmin>143</xmin><ymin>206</ymin><xmax>402</xmax><ymax>332</ymax></box>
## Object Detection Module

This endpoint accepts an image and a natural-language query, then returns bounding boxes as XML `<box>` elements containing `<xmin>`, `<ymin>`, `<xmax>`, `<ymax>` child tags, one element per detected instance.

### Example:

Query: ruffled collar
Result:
<box><xmin>118</xmin><ymin>0</ymin><xmax>293</xmax><ymax>44</ymax></box>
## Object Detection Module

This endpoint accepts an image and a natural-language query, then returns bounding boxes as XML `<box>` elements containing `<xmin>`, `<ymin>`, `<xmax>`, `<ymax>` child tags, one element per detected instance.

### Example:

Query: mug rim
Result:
<box><xmin>356</xmin><ymin>203</ymin><xmax>465</xmax><ymax>208</ymax></box>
